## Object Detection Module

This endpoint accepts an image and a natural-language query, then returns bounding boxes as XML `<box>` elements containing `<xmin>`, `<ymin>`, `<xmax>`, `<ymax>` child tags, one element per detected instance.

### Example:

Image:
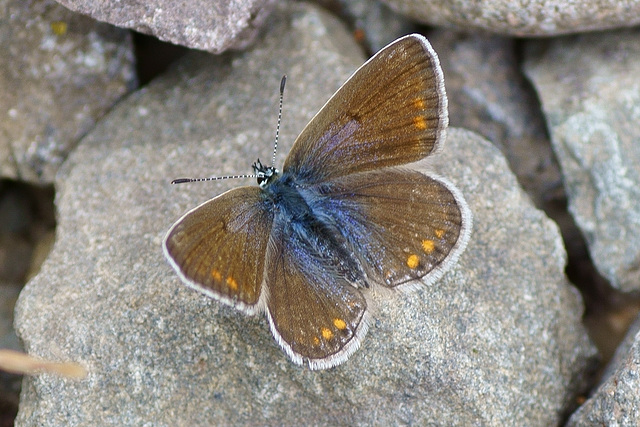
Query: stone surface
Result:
<box><xmin>0</xmin><ymin>0</ymin><xmax>137</xmax><ymax>183</ymax></box>
<box><xmin>603</xmin><ymin>313</ymin><xmax>640</xmax><ymax>384</ymax></box>
<box><xmin>335</xmin><ymin>0</ymin><xmax>417</xmax><ymax>52</ymax></box>
<box><xmin>524</xmin><ymin>29</ymin><xmax>640</xmax><ymax>293</ymax></box>
<box><xmin>429</xmin><ymin>31</ymin><xmax>563</xmax><ymax>213</ymax></box>
<box><xmin>428</xmin><ymin>30</ymin><xmax>598</xmax><ymax>302</ymax></box>
<box><xmin>15</xmin><ymin>3</ymin><xmax>596</xmax><ymax>425</ymax></box>
<box><xmin>381</xmin><ymin>0</ymin><xmax>640</xmax><ymax>37</ymax></box>
<box><xmin>54</xmin><ymin>0</ymin><xmax>276</xmax><ymax>53</ymax></box>
<box><xmin>568</xmin><ymin>313</ymin><xmax>640</xmax><ymax>426</ymax></box>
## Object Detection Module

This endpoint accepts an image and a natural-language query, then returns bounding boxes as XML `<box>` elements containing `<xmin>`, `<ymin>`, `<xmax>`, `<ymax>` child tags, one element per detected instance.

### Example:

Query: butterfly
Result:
<box><xmin>163</xmin><ymin>34</ymin><xmax>471</xmax><ymax>370</ymax></box>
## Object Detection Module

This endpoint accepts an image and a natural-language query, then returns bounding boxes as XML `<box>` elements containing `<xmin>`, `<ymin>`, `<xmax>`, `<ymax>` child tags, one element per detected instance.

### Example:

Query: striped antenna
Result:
<box><xmin>171</xmin><ymin>75</ymin><xmax>288</xmax><ymax>186</ymax></box>
<box><xmin>271</xmin><ymin>75</ymin><xmax>286</xmax><ymax>167</ymax></box>
<box><xmin>171</xmin><ymin>174</ymin><xmax>256</xmax><ymax>185</ymax></box>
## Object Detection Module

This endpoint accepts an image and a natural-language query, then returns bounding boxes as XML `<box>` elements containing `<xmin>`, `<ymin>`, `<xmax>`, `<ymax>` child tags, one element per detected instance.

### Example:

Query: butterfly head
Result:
<box><xmin>253</xmin><ymin>159</ymin><xmax>279</xmax><ymax>188</ymax></box>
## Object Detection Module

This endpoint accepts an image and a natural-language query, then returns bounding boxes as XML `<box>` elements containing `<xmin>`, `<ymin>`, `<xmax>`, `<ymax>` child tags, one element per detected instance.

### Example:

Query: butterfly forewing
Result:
<box><xmin>163</xmin><ymin>187</ymin><xmax>274</xmax><ymax>313</ymax></box>
<box><xmin>283</xmin><ymin>34</ymin><xmax>448</xmax><ymax>183</ymax></box>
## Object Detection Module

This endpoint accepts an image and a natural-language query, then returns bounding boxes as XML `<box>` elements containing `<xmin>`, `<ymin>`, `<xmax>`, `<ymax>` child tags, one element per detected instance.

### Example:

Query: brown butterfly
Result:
<box><xmin>164</xmin><ymin>34</ymin><xmax>472</xmax><ymax>370</ymax></box>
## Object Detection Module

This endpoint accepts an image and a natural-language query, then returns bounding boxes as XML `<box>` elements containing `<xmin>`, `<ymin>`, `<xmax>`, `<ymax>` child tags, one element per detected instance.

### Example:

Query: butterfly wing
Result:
<box><xmin>283</xmin><ymin>34</ymin><xmax>447</xmax><ymax>183</ymax></box>
<box><xmin>264</xmin><ymin>221</ymin><xmax>369</xmax><ymax>370</ymax></box>
<box><xmin>163</xmin><ymin>187</ymin><xmax>274</xmax><ymax>314</ymax></box>
<box><xmin>306</xmin><ymin>168</ymin><xmax>471</xmax><ymax>289</ymax></box>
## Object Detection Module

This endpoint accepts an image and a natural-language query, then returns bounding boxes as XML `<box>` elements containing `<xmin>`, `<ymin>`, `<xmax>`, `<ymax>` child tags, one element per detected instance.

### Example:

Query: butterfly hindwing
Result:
<box><xmin>283</xmin><ymin>34</ymin><xmax>448</xmax><ymax>183</ymax></box>
<box><xmin>163</xmin><ymin>187</ymin><xmax>274</xmax><ymax>313</ymax></box>
<box><xmin>264</xmin><ymin>221</ymin><xmax>369</xmax><ymax>369</ymax></box>
<box><xmin>303</xmin><ymin>168</ymin><xmax>471</xmax><ymax>289</ymax></box>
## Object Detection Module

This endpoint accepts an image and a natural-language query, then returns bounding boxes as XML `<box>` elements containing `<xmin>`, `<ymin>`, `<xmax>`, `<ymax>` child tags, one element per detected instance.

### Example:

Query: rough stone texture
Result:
<box><xmin>524</xmin><ymin>29</ymin><xmax>640</xmax><ymax>293</ymax></box>
<box><xmin>15</xmin><ymin>3</ymin><xmax>596</xmax><ymax>425</ymax></box>
<box><xmin>335</xmin><ymin>0</ymin><xmax>417</xmax><ymax>52</ymax></box>
<box><xmin>381</xmin><ymin>0</ymin><xmax>640</xmax><ymax>37</ymax></box>
<box><xmin>0</xmin><ymin>0</ymin><xmax>137</xmax><ymax>183</ymax></box>
<box><xmin>54</xmin><ymin>0</ymin><xmax>276</xmax><ymax>53</ymax></box>
<box><xmin>568</xmin><ymin>313</ymin><xmax>640</xmax><ymax>426</ymax></box>
<box><xmin>429</xmin><ymin>31</ymin><xmax>563</xmax><ymax>213</ymax></box>
<box><xmin>603</xmin><ymin>314</ymin><xmax>640</xmax><ymax>384</ymax></box>
<box><xmin>427</xmin><ymin>30</ymin><xmax>598</xmax><ymax>302</ymax></box>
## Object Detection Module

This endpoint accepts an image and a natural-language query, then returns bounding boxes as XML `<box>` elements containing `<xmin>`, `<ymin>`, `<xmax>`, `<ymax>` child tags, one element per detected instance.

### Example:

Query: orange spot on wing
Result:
<box><xmin>422</xmin><ymin>239</ymin><xmax>435</xmax><ymax>253</ymax></box>
<box><xmin>210</xmin><ymin>269</ymin><xmax>222</xmax><ymax>281</ymax></box>
<box><xmin>321</xmin><ymin>327</ymin><xmax>333</xmax><ymax>340</ymax></box>
<box><xmin>413</xmin><ymin>116</ymin><xmax>427</xmax><ymax>130</ymax></box>
<box><xmin>407</xmin><ymin>254</ymin><xmax>420</xmax><ymax>269</ymax></box>
<box><xmin>226</xmin><ymin>276</ymin><xmax>238</xmax><ymax>291</ymax></box>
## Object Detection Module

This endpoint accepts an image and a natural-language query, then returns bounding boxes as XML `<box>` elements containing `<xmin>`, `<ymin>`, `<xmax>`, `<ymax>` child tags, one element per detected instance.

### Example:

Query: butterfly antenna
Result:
<box><xmin>171</xmin><ymin>173</ymin><xmax>256</xmax><ymax>185</ymax></box>
<box><xmin>172</xmin><ymin>76</ymin><xmax>287</xmax><ymax>185</ymax></box>
<box><xmin>271</xmin><ymin>75</ymin><xmax>287</xmax><ymax>167</ymax></box>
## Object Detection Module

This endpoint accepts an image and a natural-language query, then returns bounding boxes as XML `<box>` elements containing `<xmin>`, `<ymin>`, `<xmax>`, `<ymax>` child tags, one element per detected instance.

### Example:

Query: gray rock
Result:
<box><xmin>336</xmin><ymin>0</ymin><xmax>417</xmax><ymax>52</ymax></box>
<box><xmin>381</xmin><ymin>0</ymin><xmax>640</xmax><ymax>36</ymax></box>
<box><xmin>15</xmin><ymin>3</ymin><xmax>596</xmax><ymax>425</ymax></box>
<box><xmin>568</xmin><ymin>313</ymin><xmax>640</xmax><ymax>426</ymax></box>
<box><xmin>54</xmin><ymin>0</ymin><xmax>276</xmax><ymax>53</ymax></box>
<box><xmin>0</xmin><ymin>0</ymin><xmax>137</xmax><ymax>183</ymax></box>
<box><xmin>524</xmin><ymin>29</ymin><xmax>640</xmax><ymax>293</ymax></box>
<box><xmin>428</xmin><ymin>30</ymin><xmax>596</xmax><ymax>300</ymax></box>
<box><xmin>429</xmin><ymin>30</ymin><xmax>563</xmax><ymax>213</ymax></box>
<box><xmin>602</xmin><ymin>313</ymin><xmax>640</xmax><ymax>385</ymax></box>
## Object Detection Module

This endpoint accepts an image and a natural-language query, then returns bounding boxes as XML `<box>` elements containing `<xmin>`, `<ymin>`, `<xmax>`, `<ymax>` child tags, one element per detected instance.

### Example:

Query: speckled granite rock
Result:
<box><xmin>15</xmin><ymin>3</ymin><xmax>596</xmax><ymax>425</ymax></box>
<box><xmin>568</xmin><ymin>313</ymin><xmax>640</xmax><ymax>426</ymax></box>
<box><xmin>0</xmin><ymin>0</ymin><xmax>136</xmax><ymax>183</ymax></box>
<box><xmin>524</xmin><ymin>29</ymin><xmax>640</xmax><ymax>293</ymax></box>
<box><xmin>381</xmin><ymin>0</ymin><xmax>640</xmax><ymax>36</ymax></box>
<box><xmin>54</xmin><ymin>0</ymin><xmax>276</xmax><ymax>53</ymax></box>
<box><xmin>335</xmin><ymin>0</ymin><xmax>417</xmax><ymax>52</ymax></box>
<box><xmin>430</xmin><ymin>30</ymin><xmax>562</xmax><ymax>213</ymax></box>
